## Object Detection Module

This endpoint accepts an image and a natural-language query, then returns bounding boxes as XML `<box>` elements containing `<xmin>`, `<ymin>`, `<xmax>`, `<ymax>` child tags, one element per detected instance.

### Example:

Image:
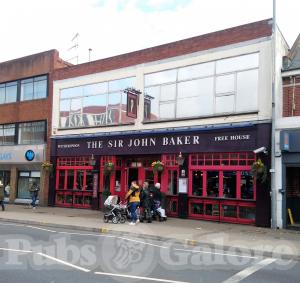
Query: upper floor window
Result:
<box><xmin>59</xmin><ymin>77</ymin><xmax>136</xmax><ymax>129</ymax></box>
<box><xmin>144</xmin><ymin>53</ymin><xmax>259</xmax><ymax>121</ymax></box>
<box><xmin>0</xmin><ymin>81</ymin><xmax>18</xmax><ymax>104</ymax></box>
<box><xmin>0</xmin><ymin>124</ymin><xmax>15</xmax><ymax>145</ymax></box>
<box><xmin>18</xmin><ymin>121</ymin><xmax>46</xmax><ymax>144</ymax></box>
<box><xmin>20</xmin><ymin>75</ymin><xmax>47</xmax><ymax>101</ymax></box>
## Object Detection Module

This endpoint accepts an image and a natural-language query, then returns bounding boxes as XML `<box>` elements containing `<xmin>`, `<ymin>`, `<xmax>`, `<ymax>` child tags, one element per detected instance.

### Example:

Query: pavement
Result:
<box><xmin>0</xmin><ymin>204</ymin><xmax>300</xmax><ymax>261</ymax></box>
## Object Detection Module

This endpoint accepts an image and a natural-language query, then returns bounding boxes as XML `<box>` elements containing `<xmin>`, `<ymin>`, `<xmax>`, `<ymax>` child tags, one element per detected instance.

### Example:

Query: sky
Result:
<box><xmin>0</xmin><ymin>0</ymin><xmax>299</xmax><ymax>64</ymax></box>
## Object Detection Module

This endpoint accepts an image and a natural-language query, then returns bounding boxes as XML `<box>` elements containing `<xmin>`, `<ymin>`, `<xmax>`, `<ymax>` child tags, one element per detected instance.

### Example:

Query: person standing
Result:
<box><xmin>29</xmin><ymin>182</ymin><xmax>40</xmax><ymax>209</ymax></box>
<box><xmin>125</xmin><ymin>181</ymin><xmax>140</xmax><ymax>225</ymax></box>
<box><xmin>0</xmin><ymin>182</ymin><xmax>5</xmax><ymax>211</ymax></box>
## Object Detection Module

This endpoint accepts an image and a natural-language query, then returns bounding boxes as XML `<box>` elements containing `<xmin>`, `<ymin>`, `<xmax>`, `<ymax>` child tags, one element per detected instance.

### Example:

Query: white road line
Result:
<box><xmin>174</xmin><ymin>248</ymin><xmax>257</xmax><ymax>259</ymax></box>
<box><xmin>117</xmin><ymin>237</ymin><xmax>168</xmax><ymax>249</ymax></box>
<box><xmin>25</xmin><ymin>225</ymin><xmax>56</xmax><ymax>233</ymax></box>
<box><xmin>0</xmin><ymin>247</ymin><xmax>32</xmax><ymax>253</ymax></box>
<box><xmin>94</xmin><ymin>271</ymin><xmax>190</xmax><ymax>283</ymax></box>
<box><xmin>223</xmin><ymin>258</ymin><xmax>277</xmax><ymax>283</ymax></box>
<box><xmin>36</xmin><ymin>252</ymin><xmax>90</xmax><ymax>273</ymax></box>
<box><xmin>58</xmin><ymin>231</ymin><xmax>115</xmax><ymax>238</ymax></box>
<box><xmin>0</xmin><ymin>222</ymin><xmax>25</xmax><ymax>227</ymax></box>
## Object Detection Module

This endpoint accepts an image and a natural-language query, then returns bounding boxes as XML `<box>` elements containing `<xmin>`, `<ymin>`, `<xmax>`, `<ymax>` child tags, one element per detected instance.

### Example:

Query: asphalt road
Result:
<box><xmin>0</xmin><ymin>221</ymin><xmax>298</xmax><ymax>283</ymax></box>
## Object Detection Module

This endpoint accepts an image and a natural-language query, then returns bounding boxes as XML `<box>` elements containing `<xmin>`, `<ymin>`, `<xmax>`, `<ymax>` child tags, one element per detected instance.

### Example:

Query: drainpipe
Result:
<box><xmin>291</xmin><ymin>76</ymin><xmax>296</xmax><ymax>116</ymax></box>
<box><xmin>271</xmin><ymin>0</ymin><xmax>277</xmax><ymax>229</ymax></box>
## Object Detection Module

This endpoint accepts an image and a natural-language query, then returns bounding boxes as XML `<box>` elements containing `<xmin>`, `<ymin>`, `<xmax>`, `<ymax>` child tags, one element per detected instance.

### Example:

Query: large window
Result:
<box><xmin>144</xmin><ymin>53</ymin><xmax>259</xmax><ymax>121</ymax></box>
<box><xmin>0</xmin><ymin>81</ymin><xmax>18</xmax><ymax>104</ymax></box>
<box><xmin>18</xmin><ymin>121</ymin><xmax>46</xmax><ymax>145</ymax></box>
<box><xmin>20</xmin><ymin>75</ymin><xmax>47</xmax><ymax>101</ymax></box>
<box><xmin>0</xmin><ymin>124</ymin><xmax>15</xmax><ymax>145</ymax></box>
<box><xmin>17</xmin><ymin>171</ymin><xmax>40</xmax><ymax>199</ymax></box>
<box><xmin>59</xmin><ymin>77</ymin><xmax>136</xmax><ymax>128</ymax></box>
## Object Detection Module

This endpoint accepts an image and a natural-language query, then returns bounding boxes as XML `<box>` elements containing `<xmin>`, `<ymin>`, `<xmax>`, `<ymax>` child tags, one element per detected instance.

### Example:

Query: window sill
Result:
<box><xmin>57</xmin><ymin>122</ymin><xmax>135</xmax><ymax>131</ymax></box>
<box><xmin>142</xmin><ymin>111</ymin><xmax>259</xmax><ymax>124</ymax></box>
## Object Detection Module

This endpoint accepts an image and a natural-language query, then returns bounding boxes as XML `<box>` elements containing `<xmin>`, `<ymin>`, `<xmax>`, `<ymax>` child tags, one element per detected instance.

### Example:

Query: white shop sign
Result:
<box><xmin>0</xmin><ymin>145</ymin><xmax>45</xmax><ymax>163</ymax></box>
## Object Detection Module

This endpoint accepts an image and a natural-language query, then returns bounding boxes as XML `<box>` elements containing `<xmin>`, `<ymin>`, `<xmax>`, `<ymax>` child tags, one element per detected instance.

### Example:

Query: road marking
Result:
<box><xmin>0</xmin><ymin>247</ymin><xmax>32</xmax><ymax>253</ymax></box>
<box><xmin>36</xmin><ymin>252</ymin><xmax>90</xmax><ymax>272</ymax></box>
<box><xmin>26</xmin><ymin>225</ymin><xmax>57</xmax><ymax>233</ymax></box>
<box><xmin>94</xmin><ymin>271</ymin><xmax>190</xmax><ymax>283</ymax></box>
<box><xmin>117</xmin><ymin>237</ymin><xmax>168</xmax><ymax>249</ymax></box>
<box><xmin>223</xmin><ymin>258</ymin><xmax>277</xmax><ymax>283</ymax></box>
<box><xmin>0</xmin><ymin>222</ymin><xmax>25</xmax><ymax>227</ymax></box>
<box><xmin>174</xmin><ymin>248</ymin><xmax>257</xmax><ymax>259</ymax></box>
<box><xmin>58</xmin><ymin>231</ymin><xmax>115</xmax><ymax>238</ymax></box>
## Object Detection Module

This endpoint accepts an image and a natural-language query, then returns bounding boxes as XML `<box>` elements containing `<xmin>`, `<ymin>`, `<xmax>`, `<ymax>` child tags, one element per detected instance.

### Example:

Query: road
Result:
<box><xmin>0</xmin><ymin>221</ymin><xmax>299</xmax><ymax>283</ymax></box>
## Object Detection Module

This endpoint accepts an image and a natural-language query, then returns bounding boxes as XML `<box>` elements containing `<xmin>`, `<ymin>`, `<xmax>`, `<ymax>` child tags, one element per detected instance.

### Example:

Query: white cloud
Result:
<box><xmin>0</xmin><ymin>0</ymin><xmax>298</xmax><ymax>64</ymax></box>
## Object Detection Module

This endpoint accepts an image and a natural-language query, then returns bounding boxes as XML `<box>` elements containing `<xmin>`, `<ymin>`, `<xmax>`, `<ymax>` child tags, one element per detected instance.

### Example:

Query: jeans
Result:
<box><xmin>31</xmin><ymin>192</ymin><xmax>38</xmax><ymax>207</ymax></box>
<box><xmin>129</xmin><ymin>202</ymin><xmax>139</xmax><ymax>223</ymax></box>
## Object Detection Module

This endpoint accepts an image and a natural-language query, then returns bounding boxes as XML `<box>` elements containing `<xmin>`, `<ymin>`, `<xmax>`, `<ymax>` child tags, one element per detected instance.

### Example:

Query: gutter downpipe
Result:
<box><xmin>271</xmin><ymin>0</ymin><xmax>277</xmax><ymax>229</ymax></box>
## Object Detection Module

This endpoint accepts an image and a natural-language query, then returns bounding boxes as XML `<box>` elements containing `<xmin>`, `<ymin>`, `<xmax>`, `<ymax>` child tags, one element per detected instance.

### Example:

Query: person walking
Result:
<box><xmin>125</xmin><ymin>181</ymin><xmax>140</xmax><ymax>225</ymax></box>
<box><xmin>29</xmin><ymin>182</ymin><xmax>40</xmax><ymax>209</ymax></box>
<box><xmin>0</xmin><ymin>182</ymin><xmax>5</xmax><ymax>211</ymax></box>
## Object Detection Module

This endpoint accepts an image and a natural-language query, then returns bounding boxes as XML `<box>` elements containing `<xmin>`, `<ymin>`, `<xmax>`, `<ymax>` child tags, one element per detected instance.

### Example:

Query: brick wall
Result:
<box><xmin>54</xmin><ymin>19</ymin><xmax>272</xmax><ymax>81</ymax></box>
<box><xmin>283</xmin><ymin>75</ymin><xmax>300</xmax><ymax>117</ymax></box>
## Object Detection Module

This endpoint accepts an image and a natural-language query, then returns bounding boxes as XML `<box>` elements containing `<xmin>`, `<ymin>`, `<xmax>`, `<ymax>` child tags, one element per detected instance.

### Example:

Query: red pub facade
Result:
<box><xmin>50</xmin><ymin>19</ymin><xmax>285</xmax><ymax>226</ymax></box>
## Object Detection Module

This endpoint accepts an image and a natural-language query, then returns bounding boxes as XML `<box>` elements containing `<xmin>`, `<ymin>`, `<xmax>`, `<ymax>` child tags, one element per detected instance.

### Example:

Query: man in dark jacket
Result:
<box><xmin>29</xmin><ymin>182</ymin><xmax>40</xmax><ymax>209</ymax></box>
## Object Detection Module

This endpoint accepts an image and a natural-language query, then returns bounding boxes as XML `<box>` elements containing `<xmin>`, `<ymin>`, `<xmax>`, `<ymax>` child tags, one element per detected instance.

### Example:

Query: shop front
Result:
<box><xmin>280</xmin><ymin>130</ymin><xmax>300</xmax><ymax>229</ymax></box>
<box><xmin>50</xmin><ymin>123</ymin><xmax>271</xmax><ymax>225</ymax></box>
<box><xmin>0</xmin><ymin>145</ymin><xmax>45</xmax><ymax>203</ymax></box>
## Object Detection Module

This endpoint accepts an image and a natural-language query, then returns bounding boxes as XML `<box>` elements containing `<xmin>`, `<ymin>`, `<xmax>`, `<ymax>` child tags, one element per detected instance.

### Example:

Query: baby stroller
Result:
<box><xmin>103</xmin><ymin>195</ymin><xmax>127</xmax><ymax>224</ymax></box>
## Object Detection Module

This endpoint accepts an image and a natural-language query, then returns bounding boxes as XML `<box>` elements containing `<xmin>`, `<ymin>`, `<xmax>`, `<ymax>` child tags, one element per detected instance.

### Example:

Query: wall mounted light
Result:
<box><xmin>89</xmin><ymin>154</ymin><xmax>96</xmax><ymax>166</ymax></box>
<box><xmin>176</xmin><ymin>152</ymin><xmax>185</xmax><ymax>166</ymax></box>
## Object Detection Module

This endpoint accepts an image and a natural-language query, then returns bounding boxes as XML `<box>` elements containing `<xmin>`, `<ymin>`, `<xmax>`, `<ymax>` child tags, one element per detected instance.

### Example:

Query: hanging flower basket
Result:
<box><xmin>42</xmin><ymin>161</ymin><xmax>53</xmax><ymax>173</ymax></box>
<box><xmin>104</xmin><ymin>161</ymin><xmax>115</xmax><ymax>176</ymax></box>
<box><xmin>251</xmin><ymin>159</ymin><xmax>267</xmax><ymax>183</ymax></box>
<box><xmin>151</xmin><ymin>160</ymin><xmax>164</xmax><ymax>173</ymax></box>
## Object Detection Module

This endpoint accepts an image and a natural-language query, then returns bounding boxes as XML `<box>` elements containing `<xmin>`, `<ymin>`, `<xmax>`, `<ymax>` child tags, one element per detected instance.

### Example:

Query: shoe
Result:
<box><xmin>32</xmin><ymin>207</ymin><xmax>36</xmax><ymax>210</ymax></box>
<box><xmin>129</xmin><ymin>222</ymin><xmax>136</xmax><ymax>225</ymax></box>
<box><xmin>136</xmin><ymin>219</ymin><xmax>140</xmax><ymax>223</ymax></box>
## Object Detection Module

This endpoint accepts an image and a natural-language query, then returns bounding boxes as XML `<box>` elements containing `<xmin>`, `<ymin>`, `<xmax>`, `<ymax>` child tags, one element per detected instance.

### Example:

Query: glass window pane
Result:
<box><xmin>69</xmin><ymin>98</ymin><xmax>82</xmax><ymax>127</ymax></box>
<box><xmin>82</xmin><ymin>94</ymin><xmax>107</xmax><ymax>126</ymax></box>
<box><xmin>191</xmin><ymin>202</ymin><xmax>204</xmax><ymax>215</ymax></box>
<box><xmin>86</xmin><ymin>170</ymin><xmax>94</xmax><ymax>191</ymax></box>
<box><xmin>58</xmin><ymin>170</ymin><xmax>65</xmax><ymax>189</ymax></box>
<box><xmin>216</xmin><ymin>74</ymin><xmax>235</xmax><ymax>94</ymax></box>
<box><xmin>60</xmin><ymin>86</ymin><xmax>83</xmax><ymax>99</ymax></box>
<box><xmin>241</xmin><ymin>171</ymin><xmax>254</xmax><ymax>199</ymax></box>
<box><xmin>177</xmin><ymin>97</ymin><xmax>202</xmax><ymax>118</ymax></box>
<box><xmin>192</xmin><ymin>171</ymin><xmax>203</xmax><ymax>196</ymax></box>
<box><xmin>31</xmin><ymin>171</ymin><xmax>40</xmax><ymax>178</ymax></box>
<box><xmin>84</xmin><ymin>82</ymin><xmax>107</xmax><ymax>95</ymax></box>
<box><xmin>160</xmin><ymin>84</ymin><xmax>176</xmax><ymax>101</ymax></box>
<box><xmin>21</xmin><ymin>81</ymin><xmax>33</xmax><ymax>101</ymax></box>
<box><xmin>239</xmin><ymin>206</ymin><xmax>255</xmax><ymax>220</ymax></box>
<box><xmin>236</xmin><ymin>70</ymin><xmax>258</xmax><ymax>112</ymax></box>
<box><xmin>18</xmin><ymin>122</ymin><xmax>45</xmax><ymax>144</ymax></box>
<box><xmin>216</xmin><ymin>95</ymin><xmax>234</xmax><ymax>113</ymax></box>
<box><xmin>178</xmin><ymin>62</ymin><xmax>214</xmax><ymax>80</ymax></box>
<box><xmin>216</xmin><ymin>53</ymin><xmax>259</xmax><ymax>74</ymax></box>
<box><xmin>6</xmin><ymin>83</ymin><xmax>17</xmax><ymax>103</ymax></box>
<box><xmin>159</xmin><ymin>102</ymin><xmax>175</xmax><ymax>119</ymax></box>
<box><xmin>66</xmin><ymin>170</ymin><xmax>74</xmax><ymax>190</ymax></box>
<box><xmin>60</xmin><ymin>100</ymin><xmax>70</xmax><ymax>128</ymax></box>
<box><xmin>222</xmin><ymin>205</ymin><xmax>237</xmax><ymax>218</ymax></box>
<box><xmin>223</xmin><ymin>171</ymin><xmax>237</xmax><ymax>198</ymax></box>
<box><xmin>20</xmin><ymin>172</ymin><xmax>30</xmax><ymax>177</ymax></box>
<box><xmin>0</xmin><ymin>86</ymin><xmax>5</xmax><ymax>104</ymax></box>
<box><xmin>167</xmin><ymin>170</ymin><xmax>178</xmax><ymax>195</ymax></box>
<box><xmin>3</xmin><ymin>124</ymin><xmax>15</xmax><ymax>145</ymax></box>
<box><xmin>34</xmin><ymin>79</ymin><xmax>47</xmax><ymax>99</ymax></box>
<box><xmin>144</xmin><ymin>87</ymin><xmax>159</xmax><ymax>120</ymax></box>
<box><xmin>34</xmin><ymin>75</ymin><xmax>47</xmax><ymax>82</ymax></box>
<box><xmin>109</xmin><ymin>77</ymin><xmax>135</xmax><ymax>92</ymax></box>
<box><xmin>207</xmin><ymin>171</ymin><xmax>219</xmax><ymax>197</ymax></box>
<box><xmin>145</xmin><ymin>69</ymin><xmax>177</xmax><ymax>86</ymax></box>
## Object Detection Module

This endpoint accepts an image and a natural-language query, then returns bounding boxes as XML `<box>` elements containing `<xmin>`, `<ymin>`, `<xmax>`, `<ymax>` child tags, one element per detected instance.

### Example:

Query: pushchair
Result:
<box><xmin>103</xmin><ymin>195</ymin><xmax>127</xmax><ymax>224</ymax></box>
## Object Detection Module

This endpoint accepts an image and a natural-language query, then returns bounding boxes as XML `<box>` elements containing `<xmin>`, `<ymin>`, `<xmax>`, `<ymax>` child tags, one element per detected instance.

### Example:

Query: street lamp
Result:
<box><xmin>176</xmin><ymin>152</ymin><xmax>185</xmax><ymax>166</ymax></box>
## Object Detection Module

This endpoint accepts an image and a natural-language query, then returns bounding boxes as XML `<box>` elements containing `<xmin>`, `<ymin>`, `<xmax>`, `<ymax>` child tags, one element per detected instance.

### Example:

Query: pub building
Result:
<box><xmin>49</xmin><ymin>19</ymin><xmax>286</xmax><ymax>226</ymax></box>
